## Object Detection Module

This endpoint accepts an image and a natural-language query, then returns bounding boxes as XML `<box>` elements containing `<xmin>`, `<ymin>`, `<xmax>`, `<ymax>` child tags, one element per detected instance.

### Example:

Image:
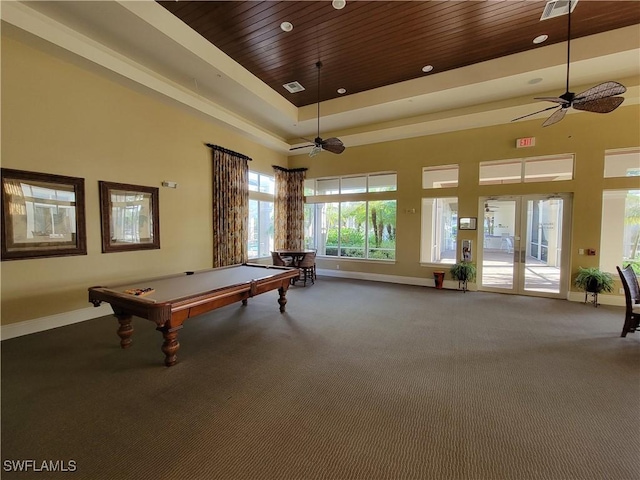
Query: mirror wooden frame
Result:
<box><xmin>99</xmin><ymin>181</ymin><xmax>160</xmax><ymax>253</ymax></box>
<box><xmin>1</xmin><ymin>168</ymin><xmax>87</xmax><ymax>261</ymax></box>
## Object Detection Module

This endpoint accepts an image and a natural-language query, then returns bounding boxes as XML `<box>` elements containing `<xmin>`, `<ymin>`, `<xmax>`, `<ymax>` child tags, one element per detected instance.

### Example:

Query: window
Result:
<box><xmin>523</xmin><ymin>156</ymin><xmax>573</xmax><ymax>183</ymax></box>
<box><xmin>305</xmin><ymin>172</ymin><xmax>397</xmax><ymax>196</ymax></box>
<box><xmin>368</xmin><ymin>173</ymin><xmax>397</xmax><ymax>192</ymax></box>
<box><xmin>479</xmin><ymin>160</ymin><xmax>521</xmax><ymax>185</ymax></box>
<box><xmin>248</xmin><ymin>171</ymin><xmax>274</xmax><ymax>259</ymax></box>
<box><xmin>422</xmin><ymin>165</ymin><xmax>458</xmax><ymax>188</ymax></box>
<box><xmin>249</xmin><ymin>171</ymin><xmax>275</xmax><ymax>194</ymax></box>
<box><xmin>604</xmin><ymin>148</ymin><xmax>640</xmax><ymax>178</ymax></box>
<box><xmin>305</xmin><ymin>201</ymin><xmax>397</xmax><ymax>260</ymax></box>
<box><xmin>420</xmin><ymin>197</ymin><xmax>457</xmax><ymax>264</ymax></box>
<box><xmin>480</xmin><ymin>155</ymin><xmax>573</xmax><ymax>185</ymax></box>
<box><xmin>341</xmin><ymin>176</ymin><xmax>366</xmax><ymax>194</ymax></box>
<box><xmin>304</xmin><ymin>172</ymin><xmax>397</xmax><ymax>260</ymax></box>
<box><xmin>600</xmin><ymin>189</ymin><xmax>640</xmax><ymax>273</ymax></box>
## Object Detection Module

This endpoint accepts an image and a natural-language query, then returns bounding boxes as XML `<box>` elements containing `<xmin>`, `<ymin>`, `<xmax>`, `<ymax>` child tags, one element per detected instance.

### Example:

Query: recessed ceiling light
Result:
<box><xmin>533</xmin><ymin>34</ymin><xmax>548</xmax><ymax>44</ymax></box>
<box><xmin>337</xmin><ymin>88</ymin><xmax>347</xmax><ymax>94</ymax></box>
<box><xmin>422</xmin><ymin>65</ymin><xmax>434</xmax><ymax>73</ymax></box>
<box><xmin>280</xmin><ymin>22</ymin><xmax>293</xmax><ymax>32</ymax></box>
<box><xmin>332</xmin><ymin>0</ymin><xmax>346</xmax><ymax>10</ymax></box>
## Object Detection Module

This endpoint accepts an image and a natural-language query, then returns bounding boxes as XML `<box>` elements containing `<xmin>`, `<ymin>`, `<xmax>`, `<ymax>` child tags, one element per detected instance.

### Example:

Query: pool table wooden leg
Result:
<box><xmin>159</xmin><ymin>327</ymin><xmax>181</xmax><ymax>367</ymax></box>
<box><xmin>115</xmin><ymin>314</ymin><xmax>134</xmax><ymax>349</ymax></box>
<box><xmin>278</xmin><ymin>286</ymin><xmax>287</xmax><ymax>313</ymax></box>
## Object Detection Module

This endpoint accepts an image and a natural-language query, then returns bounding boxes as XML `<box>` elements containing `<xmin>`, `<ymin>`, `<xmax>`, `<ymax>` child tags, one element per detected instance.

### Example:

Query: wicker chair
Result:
<box><xmin>271</xmin><ymin>251</ymin><xmax>293</xmax><ymax>267</ymax></box>
<box><xmin>616</xmin><ymin>265</ymin><xmax>640</xmax><ymax>337</ymax></box>
<box><xmin>297</xmin><ymin>251</ymin><xmax>316</xmax><ymax>286</ymax></box>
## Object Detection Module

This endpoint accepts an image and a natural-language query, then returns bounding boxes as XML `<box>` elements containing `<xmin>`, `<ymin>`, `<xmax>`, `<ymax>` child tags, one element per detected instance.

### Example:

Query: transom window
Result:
<box><xmin>479</xmin><ymin>155</ymin><xmax>573</xmax><ymax>185</ymax></box>
<box><xmin>604</xmin><ymin>148</ymin><xmax>640</xmax><ymax>178</ymax></box>
<box><xmin>422</xmin><ymin>165</ymin><xmax>459</xmax><ymax>189</ymax></box>
<box><xmin>305</xmin><ymin>172</ymin><xmax>397</xmax><ymax>196</ymax></box>
<box><xmin>249</xmin><ymin>171</ymin><xmax>275</xmax><ymax>194</ymax></box>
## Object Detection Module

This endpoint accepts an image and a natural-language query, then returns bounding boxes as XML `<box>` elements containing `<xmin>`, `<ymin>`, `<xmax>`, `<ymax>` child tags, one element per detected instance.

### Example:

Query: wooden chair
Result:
<box><xmin>271</xmin><ymin>251</ymin><xmax>293</xmax><ymax>267</ymax></box>
<box><xmin>616</xmin><ymin>265</ymin><xmax>640</xmax><ymax>337</ymax></box>
<box><xmin>297</xmin><ymin>251</ymin><xmax>316</xmax><ymax>286</ymax></box>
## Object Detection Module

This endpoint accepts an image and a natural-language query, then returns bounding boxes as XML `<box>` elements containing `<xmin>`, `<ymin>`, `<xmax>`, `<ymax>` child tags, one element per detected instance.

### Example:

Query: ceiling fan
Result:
<box><xmin>512</xmin><ymin>0</ymin><xmax>626</xmax><ymax>127</ymax></box>
<box><xmin>290</xmin><ymin>61</ymin><xmax>345</xmax><ymax>157</ymax></box>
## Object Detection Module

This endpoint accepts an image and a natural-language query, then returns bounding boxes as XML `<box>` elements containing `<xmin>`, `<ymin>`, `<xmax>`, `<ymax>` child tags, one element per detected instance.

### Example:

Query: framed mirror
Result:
<box><xmin>99</xmin><ymin>181</ymin><xmax>160</xmax><ymax>253</ymax></box>
<box><xmin>459</xmin><ymin>217</ymin><xmax>477</xmax><ymax>230</ymax></box>
<box><xmin>1</xmin><ymin>168</ymin><xmax>87</xmax><ymax>261</ymax></box>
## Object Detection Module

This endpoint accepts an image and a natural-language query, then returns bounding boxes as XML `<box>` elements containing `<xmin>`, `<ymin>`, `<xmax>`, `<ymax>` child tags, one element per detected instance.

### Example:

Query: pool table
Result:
<box><xmin>89</xmin><ymin>263</ymin><xmax>299</xmax><ymax>366</ymax></box>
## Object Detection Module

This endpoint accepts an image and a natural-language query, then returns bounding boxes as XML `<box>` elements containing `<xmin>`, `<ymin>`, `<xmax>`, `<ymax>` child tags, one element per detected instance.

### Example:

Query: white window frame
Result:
<box><xmin>420</xmin><ymin>197</ymin><xmax>458</xmax><ymax>264</ymax></box>
<box><xmin>600</xmin><ymin>189</ymin><xmax>640</xmax><ymax>274</ymax></box>
<box><xmin>248</xmin><ymin>171</ymin><xmax>275</xmax><ymax>260</ymax></box>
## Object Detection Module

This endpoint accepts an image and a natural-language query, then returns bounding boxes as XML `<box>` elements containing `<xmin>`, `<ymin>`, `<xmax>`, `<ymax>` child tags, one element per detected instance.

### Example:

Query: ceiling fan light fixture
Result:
<box><xmin>332</xmin><ymin>0</ymin><xmax>346</xmax><ymax>10</ymax></box>
<box><xmin>309</xmin><ymin>145</ymin><xmax>322</xmax><ymax>157</ymax></box>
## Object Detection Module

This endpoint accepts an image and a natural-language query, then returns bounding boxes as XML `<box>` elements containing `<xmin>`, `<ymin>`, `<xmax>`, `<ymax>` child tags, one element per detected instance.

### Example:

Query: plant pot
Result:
<box><xmin>586</xmin><ymin>277</ymin><xmax>601</xmax><ymax>294</ymax></box>
<box><xmin>434</xmin><ymin>271</ymin><xmax>445</xmax><ymax>289</ymax></box>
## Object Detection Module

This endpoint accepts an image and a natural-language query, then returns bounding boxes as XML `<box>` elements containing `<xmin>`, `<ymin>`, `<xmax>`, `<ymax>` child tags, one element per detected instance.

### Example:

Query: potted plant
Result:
<box><xmin>574</xmin><ymin>267</ymin><xmax>614</xmax><ymax>306</ymax></box>
<box><xmin>450</xmin><ymin>261</ymin><xmax>477</xmax><ymax>292</ymax></box>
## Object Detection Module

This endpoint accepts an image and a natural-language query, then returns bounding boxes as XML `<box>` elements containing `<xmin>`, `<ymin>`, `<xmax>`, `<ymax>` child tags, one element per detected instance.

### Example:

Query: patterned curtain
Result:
<box><xmin>208</xmin><ymin>144</ymin><xmax>250</xmax><ymax>267</ymax></box>
<box><xmin>273</xmin><ymin>166</ymin><xmax>307</xmax><ymax>250</ymax></box>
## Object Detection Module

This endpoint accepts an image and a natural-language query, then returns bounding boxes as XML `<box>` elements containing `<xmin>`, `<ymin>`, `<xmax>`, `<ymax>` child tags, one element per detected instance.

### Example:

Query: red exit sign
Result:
<box><xmin>516</xmin><ymin>137</ymin><xmax>536</xmax><ymax>148</ymax></box>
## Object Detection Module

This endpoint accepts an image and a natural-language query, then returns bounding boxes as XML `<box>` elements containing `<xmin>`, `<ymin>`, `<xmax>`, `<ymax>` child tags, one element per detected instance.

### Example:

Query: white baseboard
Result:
<box><xmin>316</xmin><ymin>268</ymin><xmax>472</xmax><ymax>291</ymax></box>
<box><xmin>1</xmin><ymin>303</ymin><xmax>113</xmax><ymax>341</ymax></box>
<box><xmin>1</xmin><ymin>275</ymin><xmax>624</xmax><ymax>341</ymax></box>
<box><xmin>567</xmin><ymin>291</ymin><xmax>625</xmax><ymax>307</ymax></box>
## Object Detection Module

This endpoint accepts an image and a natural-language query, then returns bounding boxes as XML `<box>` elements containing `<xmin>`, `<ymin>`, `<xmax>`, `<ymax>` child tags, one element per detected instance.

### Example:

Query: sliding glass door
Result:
<box><xmin>479</xmin><ymin>194</ymin><xmax>571</xmax><ymax>298</ymax></box>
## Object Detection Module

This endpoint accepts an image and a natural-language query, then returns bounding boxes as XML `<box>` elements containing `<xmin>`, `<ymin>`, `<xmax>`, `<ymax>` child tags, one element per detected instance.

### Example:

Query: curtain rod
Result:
<box><xmin>272</xmin><ymin>165</ymin><xmax>308</xmax><ymax>173</ymax></box>
<box><xmin>205</xmin><ymin>143</ymin><xmax>252</xmax><ymax>162</ymax></box>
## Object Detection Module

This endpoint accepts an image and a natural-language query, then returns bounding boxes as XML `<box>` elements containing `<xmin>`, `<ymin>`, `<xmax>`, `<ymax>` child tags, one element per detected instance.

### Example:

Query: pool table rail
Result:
<box><xmin>88</xmin><ymin>263</ymin><xmax>299</xmax><ymax>366</ymax></box>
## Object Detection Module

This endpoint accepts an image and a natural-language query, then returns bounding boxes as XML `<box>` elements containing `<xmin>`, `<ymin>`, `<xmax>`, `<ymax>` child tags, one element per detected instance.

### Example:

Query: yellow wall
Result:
<box><xmin>0</xmin><ymin>35</ymin><xmax>287</xmax><ymax>324</ymax></box>
<box><xmin>2</xmin><ymin>33</ymin><xmax>639</xmax><ymax>326</ymax></box>
<box><xmin>290</xmin><ymin>103</ymin><xmax>640</xmax><ymax>282</ymax></box>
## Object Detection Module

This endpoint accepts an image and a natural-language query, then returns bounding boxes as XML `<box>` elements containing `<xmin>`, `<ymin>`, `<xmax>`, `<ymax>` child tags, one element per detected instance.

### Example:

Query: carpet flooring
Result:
<box><xmin>2</xmin><ymin>278</ymin><xmax>639</xmax><ymax>480</ymax></box>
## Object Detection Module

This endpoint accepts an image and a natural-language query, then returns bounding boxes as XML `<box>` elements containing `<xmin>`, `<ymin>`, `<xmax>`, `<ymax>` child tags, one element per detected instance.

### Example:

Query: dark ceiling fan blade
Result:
<box><xmin>534</xmin><ymin>96</ymin><xmax>571</xmax><ymax>105</ymax></box>
<box><xmin>290</xmin><ymin>144</ymin><xmax>314</xmax><ymax>151</ymax></box>
<box><xmin>574</xmin><ymin>81</ymin><xmax>627</xmax><ymax>103</ymax></box>
<box><xmin>573</xmin><ymin>96</ymin><xmax>625</xmax><ymax>113</ymax></box>
<box><xmin>514</xmin><ymin>1</ymin><xmax>626</xmax><ymax>128</ymax></box>
<box><xmin>542</xmin><ymin>107</ymin><xmax>567</xmax><ymax>127</ymax></box>
<box><xmin>322</xmin><ymin>137</ymin><xmax>342</xmax><ymax>145</ymax></box>
<box><xmin>320</xmin><ymin>137</ymin><xmax>345</xmax><ymax>154</ymax></box>
<box><xmin>511</xmin><ymin>105</ymin><xmax>560</xmax><ymax>122</ymax></box>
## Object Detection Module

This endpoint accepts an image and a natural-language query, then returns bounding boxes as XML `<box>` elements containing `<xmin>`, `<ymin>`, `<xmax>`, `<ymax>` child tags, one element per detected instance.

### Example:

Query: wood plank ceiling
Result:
<box><xmin>157</xmin><ymin>1</ymin><xmax>640</xmax><ymax>108</ymax></box>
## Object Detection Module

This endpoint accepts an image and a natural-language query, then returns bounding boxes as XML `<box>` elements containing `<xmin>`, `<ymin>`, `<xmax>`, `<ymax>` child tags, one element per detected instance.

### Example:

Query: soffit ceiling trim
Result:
<box><xmin>2</xmin><ymin>1</ymin><xmax>291</xmax><ymax>153</ymax></box>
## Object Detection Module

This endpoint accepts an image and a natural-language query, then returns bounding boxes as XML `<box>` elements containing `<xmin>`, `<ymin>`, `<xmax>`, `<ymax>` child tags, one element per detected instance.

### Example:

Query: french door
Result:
<box><xmin>478</xmin><ymin>194</ymin><xmax>572</xmax><ymax>298</ymax></box>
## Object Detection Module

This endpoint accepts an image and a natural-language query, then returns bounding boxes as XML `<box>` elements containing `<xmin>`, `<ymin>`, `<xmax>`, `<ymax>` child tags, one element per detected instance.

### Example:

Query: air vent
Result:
<box><xmin>283</xmin><ymin>81</ymin><xmax>305</xmax><ymax>93</ymax></box>
<box><xmin>540</xmin><ymin>0</ymin><xmax>578</xmax><ymax>21</ymax></box>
